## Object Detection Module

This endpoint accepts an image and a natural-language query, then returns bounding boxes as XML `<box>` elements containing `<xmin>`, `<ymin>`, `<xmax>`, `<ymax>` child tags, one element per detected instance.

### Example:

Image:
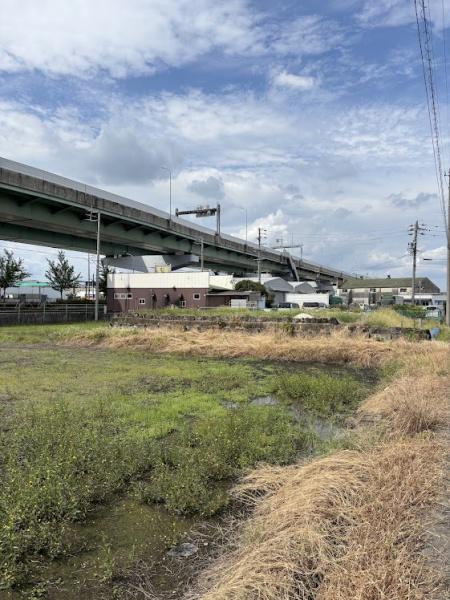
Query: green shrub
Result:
<box><xmin>274</xmin><ymin>372</ymin><xmax>366</xmax><ymax>418</ymax></box>
<box><xmin>0</xmin><ymin>400</ymin><xmax>157</xmax><ymax>586</ymax></box>
<box><xmin>139</xmin><ymin>407</ymin><xmax>307</xmax><ymax>516</ymax></box>
<box><xmin>392</xmin><ymin>304</ymin><xmax>426</xmax><ymax>319</ymax></box>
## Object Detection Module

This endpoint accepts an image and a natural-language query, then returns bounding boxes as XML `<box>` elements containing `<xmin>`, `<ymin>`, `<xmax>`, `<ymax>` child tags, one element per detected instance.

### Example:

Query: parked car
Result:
<box><xmin>425</xmin><ymin>306</ymin><xmax>443</xmax><ymax>320</ymax></box>
<box><xmin>302</xmin><ymin>301</ymin><xmax>328</xmax><ymax>309</ymax></box>
<box><xmin>274</xmin><ymin>302</ymin><xmax>300</xmax><ymax>310</ymax></box>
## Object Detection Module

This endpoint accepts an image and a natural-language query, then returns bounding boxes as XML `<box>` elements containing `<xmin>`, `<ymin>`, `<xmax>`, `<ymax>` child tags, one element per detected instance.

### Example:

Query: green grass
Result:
<box><xmin>0</xmin><ymin>324</ymin><xmax>379</xmax><ymax>589</ymax></box>
<box><xmin>273</xmin><ymin>371</ymin><xmax>368</xmax><ymax>419</ymax></box>
<box><xmin>0</xmin><ymin>321</ymin><xmax>105</xmax><ymax>345</ymax></box>
<box><xmin>138</xmin><ymin>406</ymin><xmax>307</xmax><ymax>516</ymax></box>
<box><xmin>1</xmin><ymin>342</ymin><xmax>347</xmax><ymax>587</ymax></box>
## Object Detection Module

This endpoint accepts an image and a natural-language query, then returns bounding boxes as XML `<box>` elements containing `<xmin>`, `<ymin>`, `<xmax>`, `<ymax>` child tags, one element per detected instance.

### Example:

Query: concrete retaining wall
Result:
<box><xmin>111</xmin><ymin>314</ymin><xmax>339</xmax><ymax>335</ymax></box>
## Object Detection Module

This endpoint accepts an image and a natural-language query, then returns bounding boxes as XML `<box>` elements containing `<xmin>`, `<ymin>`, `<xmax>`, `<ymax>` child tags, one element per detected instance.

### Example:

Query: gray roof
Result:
<box><xmin>234</xmin><ymin>277</ymin><xmax>294</xmax><ymax>292</ymax></box>
<box><xmin>342</xmin><ymin>277</ymin><xmax>440</xmax><ymax>292</ymax></box>
<box><xmin>293</xmin><ymin>282</ymin><xmax>316</xmax><ymax>293</ymax></box>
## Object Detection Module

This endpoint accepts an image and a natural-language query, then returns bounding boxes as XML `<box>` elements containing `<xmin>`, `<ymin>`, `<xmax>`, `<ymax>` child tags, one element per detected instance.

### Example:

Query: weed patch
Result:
<box><xmin>138</xmin><ymin>407</ymin><xmax>310</xmax><ymax>516</ymax></box>
<box><xmin>274</xmin><ymin>371</ymin><xmax>367</xmax><ymax>418</ymax></box>
<box><xmin>0</xmin><ymin>400</ymin><xmax>157</xmax><ymax>586</ymax></box>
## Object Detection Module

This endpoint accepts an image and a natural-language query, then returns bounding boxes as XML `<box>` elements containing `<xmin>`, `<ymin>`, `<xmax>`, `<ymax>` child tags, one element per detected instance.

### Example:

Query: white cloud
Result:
<box><xmin>357</xmin><ymin>0</ymin><xmax>450</xmax><ymax>29</ymax></box>
<box><xmin>268</xmin><ymin>15</ymin><xmax>344</xmax><ymax>56</ymax></box>
<box><xmin>272</xmin><ymin>71</ymin><xmax>316</xmax><ymax>90</ymax></box>
<box><xmin>357</xmin><ymin>0</ymin><xmax>412</xmax><ymax>27</ymax></box>
<box><xmin>0</xmin><ymin>87</ymin><xmax>445</xmax><ymax>286</ymax></box>
<box><xmin>0</xmin><ymin>0</ymin><xmax>260</xmax><ymax>77</ymax></box>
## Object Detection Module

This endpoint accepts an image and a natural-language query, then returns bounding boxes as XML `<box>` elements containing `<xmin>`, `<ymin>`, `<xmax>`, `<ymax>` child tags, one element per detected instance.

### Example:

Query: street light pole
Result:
<box><xmin>161</xmin><ymin>166</ymin><xmax>172</xmax><ymax>220</ymax></box>
<box><xmin>237</xmin><ymin>206</ymin><xmax>248</xmax><ymax>242</ymax></box>
<box><xmin>95</xmin><ymin>212</ymin><xmax>101</xmax><ymax>322</ymax></box>
<box><xmin>447</xmin><ymin>170</ymin><xmax>450</xmax><ymax>326</ymax></box>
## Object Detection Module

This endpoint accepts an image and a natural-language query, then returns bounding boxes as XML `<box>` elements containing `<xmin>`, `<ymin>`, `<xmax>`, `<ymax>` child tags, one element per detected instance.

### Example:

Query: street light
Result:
<box><xmin>161</xmin><ymin>166</ymin><xmax>172</xmax><ymax>220</ymax></box>
<box><xmin>85</xmin><ymin>210</ymin><xmax>101</xmax><ymax>321</ymax></box>
<box><xmin>237</xmin><ymin>206</ymin><xmax>248</xmax><ymax>242</ymax></box>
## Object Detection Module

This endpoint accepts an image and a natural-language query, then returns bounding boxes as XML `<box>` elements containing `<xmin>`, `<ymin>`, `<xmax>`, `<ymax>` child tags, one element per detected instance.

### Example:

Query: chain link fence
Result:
<box><xmin>0</xmin><ymin>304</ymin><xmax>108</xmax><ymax>325</ymax></box>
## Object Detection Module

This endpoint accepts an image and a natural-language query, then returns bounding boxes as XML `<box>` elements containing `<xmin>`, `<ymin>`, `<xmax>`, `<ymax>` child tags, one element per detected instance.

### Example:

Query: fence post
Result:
<box><xmin>43</xmin><ymin>303</ymin><xmax>46</xmax><ymax>324</ymax></box>
<box><xmin>85</xmin><ymin>303</ymin><xmax>88</xmax><ymax>321</ymax></box>
<box><xmin>17</xmin><ymin>303</ymin><xmax>20</xmax><ymax>324</ymax></box>
<box><xmin>65</xmin><ymin>303</ymin><xmax>68</xmax><ymax>322</ymax></box>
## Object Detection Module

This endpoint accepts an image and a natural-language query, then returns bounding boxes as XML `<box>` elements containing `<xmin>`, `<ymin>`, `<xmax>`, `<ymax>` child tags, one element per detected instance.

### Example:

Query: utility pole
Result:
<box><xmin>85</xmin><ymin>210</ymin><xmax>101</xmax><ymax>320</ymax></box>
<box><xmin>447</xmin><ymin>170</ymin><xmax>450</xmax><ymax>325</ymax></box>
<box><xmin>410</xmin><ymin>220</ymin><xmax>419</xmax><ymax>305</ymax></box>
<box><xmin>161</xmin><ymin>166</ymin><xmax>172</xmax><ymax>221</ymax></box>
<box><xmin>408</xmin><ymin>220</ymin><xmax>426</xmax><ymax>305</ymax></box>
<box><xmin>95</xmin><ymin>212</ymin><xmax>101</xmax><ymax>321</ymax></box>
<box><xmin>216</xmin><ymin>203</ymin><xmax>221</xmax><ymax>237</ymax></box>
<box><xmin>257</xmin><ymin>227</ymin><xmax>267</xmax><ymax>283</ymax></box>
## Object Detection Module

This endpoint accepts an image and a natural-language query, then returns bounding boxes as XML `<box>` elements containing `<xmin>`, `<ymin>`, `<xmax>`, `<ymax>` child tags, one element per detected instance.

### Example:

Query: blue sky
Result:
<box><xmin>0</xmin><ymin>0</ymin><xmax>448</xmax><ymax>287</ymax></box>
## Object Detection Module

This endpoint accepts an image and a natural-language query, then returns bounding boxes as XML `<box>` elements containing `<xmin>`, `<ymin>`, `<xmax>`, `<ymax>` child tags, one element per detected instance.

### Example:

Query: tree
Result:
<box><xmin>45</xmin><ymin>251</ymin><xmax>81</xmax><ymax>300</ymax></box>
<box><xmin>0</xmin><ymin>250</ymin><xmax>29</xmax><ymax>300</ymax></box>
<box><xmin>234</xmin><ymin>279</ymin><xmax>274</xmax><ymax>306</ymax></box>
<box><xmin>99</xmin><ymin>263</ymin><xmax>115</xmax><ymax>297</ymax></box>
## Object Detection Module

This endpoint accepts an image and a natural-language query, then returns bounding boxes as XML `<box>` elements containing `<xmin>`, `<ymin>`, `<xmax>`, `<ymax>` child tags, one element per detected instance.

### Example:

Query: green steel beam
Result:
<box><xmin>0</xmin><ymin>162</ymin><xmax>348</xmax><ymax>281</ymax></box>
<box><xmin>0</xmin><ymin>192</ymin><xmax>274</xmax><ymax>272</ymax></box>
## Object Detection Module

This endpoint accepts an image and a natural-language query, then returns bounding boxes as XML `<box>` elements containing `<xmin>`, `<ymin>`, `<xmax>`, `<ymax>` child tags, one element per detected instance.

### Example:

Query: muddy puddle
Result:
<box><xmin>0</xmin><ymin>360</ymin><xmax>376</xmax><ymax>599</ymax></box>
<box><xmin>0</xmin><ymin>497</ymin><xmax>198</xmax><ymax>600</ymax></box>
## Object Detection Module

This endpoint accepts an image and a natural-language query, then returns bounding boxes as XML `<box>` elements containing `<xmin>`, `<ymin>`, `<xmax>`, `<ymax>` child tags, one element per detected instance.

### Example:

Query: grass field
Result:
<box><xmin>0</xmin><ymin>321</ymin><xmax>448</xmax><ymax>599</ymax></box>
<box><xmin>0</xmin><ymin>326</ymin><xmax>373</xmax><ymax>596</ymax></box>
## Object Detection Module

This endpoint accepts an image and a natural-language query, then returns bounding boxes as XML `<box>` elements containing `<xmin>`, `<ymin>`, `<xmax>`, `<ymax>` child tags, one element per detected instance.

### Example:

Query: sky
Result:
<box><xmin>0</xmin><ymin>0</ymin><xmax>449</xmax><ymax>288</ymax></box>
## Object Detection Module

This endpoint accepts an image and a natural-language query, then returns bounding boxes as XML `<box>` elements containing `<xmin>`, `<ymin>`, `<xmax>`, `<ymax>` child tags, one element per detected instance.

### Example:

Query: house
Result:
<box><xmin>285</xmin><ymin>292</ymin><xmax>331</xmax><ymax>307</ymax></box>
<box><xmin>233</xmin><ymin>276</ymin><xmax>295</xmax><ymax>305</ymax></box>
<box><xmin>107</xmin><ymin>271</ymin><xmax>238</xmax><ymax>311</ymax></box>
<box><xmin>3</xmin><ymin>280</ymin><xmax>69</xmax><ymax>303</ymax></box>
<box><xmin>205</xmin><ymin>290</ymin><xmax>265</xmax><ymax>309</ymax></box>
<box><xmin>340</xmin><ymin>277</ymin><xmax>440</xmax><ymax>306</ymax></box>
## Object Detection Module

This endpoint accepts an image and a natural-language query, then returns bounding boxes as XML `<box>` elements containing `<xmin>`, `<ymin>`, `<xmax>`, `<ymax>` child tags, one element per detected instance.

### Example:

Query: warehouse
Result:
<box><xmin>339</xmin><ymin>276</ymin><xmax>440</xmax><ymax>306</ymax></box>
<box><xmin>107</xmin><ymin>271</ymin><xmax>237</xmax><ymax>311</ymax></box>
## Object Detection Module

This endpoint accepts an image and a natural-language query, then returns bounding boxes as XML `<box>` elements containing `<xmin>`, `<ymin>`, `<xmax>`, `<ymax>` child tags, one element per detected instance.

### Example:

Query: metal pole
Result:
<box><xmin>257</xmin><ymin>227</ymin><xmax>262</xmax><ymax>284</ymax></box>
<box><xmin>245</xmin><ymin>209</ymin><xmax>247</xmax><ymax>242</ymax></box>
<box><xmin>161</xmin><ymin>166</ymin><xmax>172</xmax><ymax>221</ymax></box>
<box><xmin>411</xmin><ymin>220</ymin><xmax>418</xmax><ymax>305</ymax></box>
<box><xmin>216</xmin><ymin>203</ymin><xmax>221</xmax><ymax>236</ymax></box>
<box><xmin>447</xmin><ymin>171</ymin><xmax>450</xmax><ymax>325</ymax></box>
<box><xmin>95</xmin><ymin>212</ymin><xmax>101</xmax><ymax>322</ymax></box>
<box><xmin>87</xmin><ymin>253</ymin><xmax>91</xmax><ymax>301</ymax></box>
<box><xmin>169</xmin><ymin>170</ymin><xmax>172</xmax><ymax>220</ymax></box>
<box><xmin>200</xmin><ymin>239</ymin><xmax>204</xmax><ymax>271</ymax></box>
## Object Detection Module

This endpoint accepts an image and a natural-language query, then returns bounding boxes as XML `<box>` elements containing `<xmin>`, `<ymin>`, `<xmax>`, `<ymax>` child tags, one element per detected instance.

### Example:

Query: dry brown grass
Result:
<box><xmin>66</xmin><ymin>326</ymin><xmax>447</xmax><ymax>369</ymax></box>
<box><xmin>67</xmin><ymin>325</ymin><xmax>449</xmax><ymax>599</ymax></box>
<box><xmin>188</xmin><ymin>440</ymin><xmax>446</xmax><ymax>600</ymax></box>
<box><xmin>359</xmin><ymin>376</ymin><xmax>450</xmax><ymax>436</ymax></box>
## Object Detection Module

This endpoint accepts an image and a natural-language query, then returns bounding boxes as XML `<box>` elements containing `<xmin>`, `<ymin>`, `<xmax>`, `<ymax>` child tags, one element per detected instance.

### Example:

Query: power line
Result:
<box><xmin>441</xmin><ymin>0</ymin><xmax>450</xmax><ymax>166</ymax></box>
<box><xmin>414</xmin><ymin>0</ymin><xmax>449</xmax><ymax>238</ymax></box>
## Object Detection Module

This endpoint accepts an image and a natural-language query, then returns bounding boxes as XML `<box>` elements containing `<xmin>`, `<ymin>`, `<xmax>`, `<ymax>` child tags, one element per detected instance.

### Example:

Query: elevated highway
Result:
<box><xmin>0</xmin><ymin>157</ymin><xmax>349</xmax><ymax>282</ymax></box>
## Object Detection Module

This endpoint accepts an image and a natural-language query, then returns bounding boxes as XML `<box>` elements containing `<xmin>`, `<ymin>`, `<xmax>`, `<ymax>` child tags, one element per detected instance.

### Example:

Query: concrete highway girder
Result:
<box><xmin>0</xmin><ymin>190</ymin><xmax>282</xmax><ymax>275</ymax></box>
<box><xmin>0</xmin><ymin>162</ymin><xmax>348</xmax><ymax>281</ymax></box>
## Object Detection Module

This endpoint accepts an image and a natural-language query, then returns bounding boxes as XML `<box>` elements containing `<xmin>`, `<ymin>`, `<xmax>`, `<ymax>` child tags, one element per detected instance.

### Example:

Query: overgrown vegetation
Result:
<box><xmin>187</xmin><ymin>331</ymin><xmax>450</xmax><ymax>600</ymax></box>
<box><xmin>274</xmin><ymin>371</ymin><xmax>367</xmax><ymax>418</ymax></box>
<box><xmin>1</xmin><ymin>322</ymin><xmax>448</xmax><ymax>598</ymax></box>
<box><xmin>138</xmin><ymin>407</ymin><xmax>305</xmax><ymax>516</ymax></box>
<box><xmin>0</xmin><ymin>341</ymin><xmax>365</xmax><ymax>589</ymax></box>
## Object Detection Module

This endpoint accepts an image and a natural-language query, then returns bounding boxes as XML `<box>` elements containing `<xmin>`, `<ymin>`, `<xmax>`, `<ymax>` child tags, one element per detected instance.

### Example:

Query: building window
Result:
<box><xmin>193</xmin><ymin>293</ymin><xmax>201</xmax><ymax>300</ymax></box>
<box><xmin>115</xmin><ymin>293</ymin><xmax>127</xmax><ymax>299</ymax></box>
<box><xmin>399</xmin><ymin>288</ymin><xmax>407</xmax><ymax>293</ymax></box>
<box><xmin>127</xmin><ymin>293</ymin><xmax>133</xmax><ymax>299</ymax></box>
<box><xmin>179</xmin><ymin>300</ymin><xmax>186</xmax><ymax>308</ymax></box>
<box><xmin>114</xmin><ymin>293</ymin><xmax>120</xmax><ymax>299</ymax></box>
<box><xmin>139</xmin><ymin>298</ymin><xmax>146</xmax><ymax>305</ymax></box>
<box><xmin>369</xmin><ymin>288</ymin><xmax>377</xmax><ymax>293</ymax></box>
